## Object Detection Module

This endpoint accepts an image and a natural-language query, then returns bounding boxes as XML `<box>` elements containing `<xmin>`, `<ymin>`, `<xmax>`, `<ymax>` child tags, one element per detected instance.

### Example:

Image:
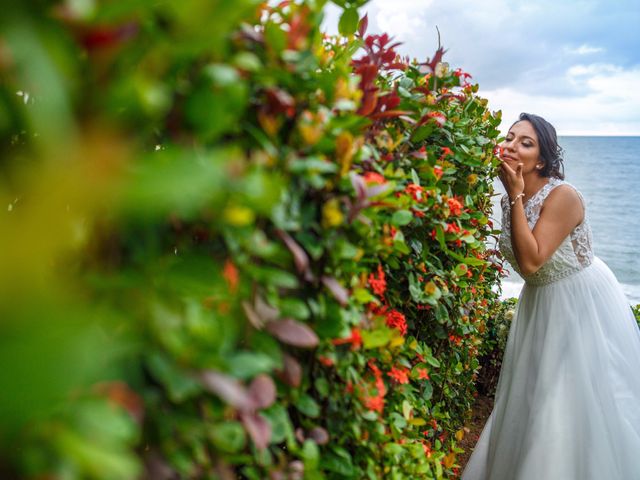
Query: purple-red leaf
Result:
<box><xmin>200</xmin><ymin>371</ymin><xmax>255</xmax><ymax>412</ymax></box>
<box><xmin>308</xmin><ymin>426</ymin><xmax>330</xmax><ymax>445</ymax></box>
<box><xmin>242</xmin><ymin>301</ymin><xmax>264</xmax><ymax>329</ymax></box>
<box><xmin>248</xmin><ymin>374</ymin><xmax>277</xmax><ymax>409</ymax></box>
<box><xmin>277</xmin><ymin>353</ymin><xmax>302</xmax><ymax>388</ymax></box>
<box><xmin>358</xmin><ymin>13</ymin><xmax>369</xmax><ymax>37</ymax></box>
<box><xmin>350</xmin><ymin>173</ymin><xmax>367</xmax><ymax>203</ymax></box>
<box><xmin>255</xmin><ymin>295</ymin><xmax>280</xmax><ymax>323</ymax></box>
<box><xmin>276</xmin><ymin>229</ymin><xmax>313</xmax><ymax>281</ymax></box>
<box><xmin>365</xmin><ymin>183</ymin><xmax>391</xmax><ymax>199</ymax></box>
<box><xmin>241</xmin><ymin>412</ymin><xmax>272</xmax><ymax>450</ymax></box>
<box><xmin>321</xmin><ymin>276</ymin><xmax>349</xmax><ymax>306</ymax></box>
<box><xmin>266</xmin><ymin>318</ymin><xmax>319</xmax><ymax>348</ymax></box>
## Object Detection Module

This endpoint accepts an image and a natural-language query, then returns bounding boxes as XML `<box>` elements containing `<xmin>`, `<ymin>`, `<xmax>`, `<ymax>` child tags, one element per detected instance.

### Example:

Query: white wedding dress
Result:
<box><xmin>462</xmin><ymin>177</ymin><xmax>640</xmax><ymax>479</ymax></box>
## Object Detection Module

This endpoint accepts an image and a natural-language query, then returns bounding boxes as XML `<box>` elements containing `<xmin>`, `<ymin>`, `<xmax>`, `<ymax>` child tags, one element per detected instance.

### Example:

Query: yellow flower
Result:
<box><xmin>223</xmin><ymin>205</ymin><xmax>255</xmax><ymax>226</ymax></box>
<box><xmin>443</xmin><ymin>452</ymin><xmax>456</xmax><ymax>469</ymax></box>
<box><xmin>336</xmin><ymin>131</ymin><xmax>354</xmax><ymax>175</ymax></box>
<box><xmin>322</xmin><ymin>198</ymin><xmax>344</xmax><ymax>228</ymax></box>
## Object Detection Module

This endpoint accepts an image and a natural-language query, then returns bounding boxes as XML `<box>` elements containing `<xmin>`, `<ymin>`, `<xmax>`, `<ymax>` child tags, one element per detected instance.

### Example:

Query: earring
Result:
<box><xmin>536</xmin><ymin>164</ymin><xmax>543</xmax><ymax>169</ymax></box>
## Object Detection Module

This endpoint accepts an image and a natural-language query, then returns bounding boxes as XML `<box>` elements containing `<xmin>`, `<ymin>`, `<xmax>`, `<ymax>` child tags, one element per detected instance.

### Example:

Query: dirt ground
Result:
<box><xmin>457</xmin><ymin>393</ymin><xmax>494</xmax><ymax>471</ymax></box>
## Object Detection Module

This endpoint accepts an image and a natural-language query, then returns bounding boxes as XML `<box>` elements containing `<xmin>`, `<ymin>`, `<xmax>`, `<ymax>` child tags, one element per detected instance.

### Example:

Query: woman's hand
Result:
<box><xmin>499</xmin><ymin>158</ymin><xmax>525</xmax><ymax>200</ymax></box>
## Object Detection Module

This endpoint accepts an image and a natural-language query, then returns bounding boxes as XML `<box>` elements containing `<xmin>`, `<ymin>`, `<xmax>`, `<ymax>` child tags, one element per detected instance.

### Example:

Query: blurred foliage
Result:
<box><xmin>474</xmin><ymin>298</ymin><xmax>517</xmax><ymax>397</ymax></box>
<box><xmin>0</xmin><ymin>0</ymin><xmax>506</xmax><ymax>478</ymax></box>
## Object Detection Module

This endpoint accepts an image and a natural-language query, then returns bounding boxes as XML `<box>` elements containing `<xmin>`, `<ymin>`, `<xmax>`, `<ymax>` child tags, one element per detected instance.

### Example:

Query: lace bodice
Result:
<box><xmin>498</xmin><ymin>177</ymin><xmax>594</xmax><ymax>286</ymax></box>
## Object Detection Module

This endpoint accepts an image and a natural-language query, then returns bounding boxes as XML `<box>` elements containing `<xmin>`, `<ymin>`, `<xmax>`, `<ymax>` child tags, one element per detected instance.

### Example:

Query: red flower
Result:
<box><xmin>318</xmin><ymin>355</ymin><xmax>334</xmax><ymax>367</ymax></box>
<box><xmin>388</xmin><ymin>366</ymin><xmax>410</xmax><ymax>384</ymax></box>
<box><xmin>363</xmin><ymin>171</ymin><xmax>386</xmax><ymax>184</ymax></box>
<box><xmin>223</xmin><ymin>259</ymin><xmax>239</xmax><ymax>292</ymax></box>
<box><xmin>422</xmin><ymin>441</ymin><xmax>433</xmax><ymax>458</ymax></box>
<box><xmin>453</xmin><ymin>68</ymin><xmax>472</xmax><ymax>80</ymax></box>
<box><xmin>413</xmin><ymin>209</ymin><xmax>426</xmax><ymax>218</ymax></box>
<box><xmin>368</xmin><ymin>264</ymin><xmax>387</xmax><ymax>297</ymax></box>
<box><xmin>430</xmin><ymin>228</ymin><xmax>437</xmax><ymax>240</ymax></box>
<box><xmin>385</xmin><ymin>309</ymin><xmax>408</xmax><ymax>336</ymax></box>
<box><xmin>427</xmin><ymin>111</ymin><xmax>446</xmax><ymax>127</ymax></box>
<box><xmin>433</xmin><ymin>165</ymin><xmax>443</xmax><ymax>180</ymax></box>
<box><xmin>362</xmin><ymin>360</ymin><xmax>387</xmax><ymax>413</ymax></box>
<box><xmin>363</xmin><ymin>395</ymin><xmax>385</xmax><ymax>413</ymax></box>
<box><xmin>445</xmin><ymin>222</ymin><xmax>461</xmax><ymax>234</ymax></box>
<box><xmin>447</xmin><ymin>197</ymin><xmax>464</xmax><ymax>216</ymax></box>
<box><xmin>405</xmin><ymin>183</ymin><xmax>425</xmax><ymax>202</ymax></box>
<box><xmin>332</xmin><ymin>327</ymin><xmax>363</xmax><ymax>350</ymax></box>
<box><xmin>417</xmin><ymin>368</ymin><xmax>430</xmax><ymax>380</ymax></box>
<box><xmin>439</xmin><ymin>147</ymin><xmax>453</xmax><ymax>161</ymax></box>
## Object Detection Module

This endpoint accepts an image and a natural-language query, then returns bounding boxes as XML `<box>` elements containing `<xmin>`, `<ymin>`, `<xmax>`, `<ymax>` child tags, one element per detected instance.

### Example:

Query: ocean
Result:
<box><xmin>492</xmin><ymin>136</ymin><xmax>640</xmax><ymax>305</ymax></box>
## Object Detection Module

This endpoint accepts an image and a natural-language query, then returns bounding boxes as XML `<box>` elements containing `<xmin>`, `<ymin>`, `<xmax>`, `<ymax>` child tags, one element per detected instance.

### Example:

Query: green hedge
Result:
<box><xmin>0</xmin><ymin>1</ymin><xmax>503</xmax><ymax>478</ymax></box>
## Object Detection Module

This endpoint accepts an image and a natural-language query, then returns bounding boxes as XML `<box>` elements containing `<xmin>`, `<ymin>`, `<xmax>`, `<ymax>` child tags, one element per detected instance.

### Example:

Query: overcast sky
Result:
<box><xmin>323</xmin><ymin>0</ymin><xmax>640</xmax><ymax>135</ymax></box>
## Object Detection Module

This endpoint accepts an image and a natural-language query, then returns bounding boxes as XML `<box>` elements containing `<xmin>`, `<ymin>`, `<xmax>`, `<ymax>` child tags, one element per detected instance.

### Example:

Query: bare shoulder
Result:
<box><xmin>542</xmin><ymin>183</ymin><xmax>584</xmax><ymax>223</ymax></box>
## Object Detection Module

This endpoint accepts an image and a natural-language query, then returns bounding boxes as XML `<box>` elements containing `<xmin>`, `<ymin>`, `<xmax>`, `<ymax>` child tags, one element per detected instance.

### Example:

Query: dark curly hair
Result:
<box><xmin>513</xmin><ymin>113</ymin><xmax>565</xmax><ymax>180</ymax></box>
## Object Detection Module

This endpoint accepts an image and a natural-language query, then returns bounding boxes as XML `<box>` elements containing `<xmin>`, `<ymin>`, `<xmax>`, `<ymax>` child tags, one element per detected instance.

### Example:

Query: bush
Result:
<box><xmin>0</xmin><ymin>1</ymin><xmax>503</xmax><ymax>478</ymax></box>
<box><xmin>475</xmin><ymin>298</ymin><xmax>516</xmax><ymax>397</ymax></box>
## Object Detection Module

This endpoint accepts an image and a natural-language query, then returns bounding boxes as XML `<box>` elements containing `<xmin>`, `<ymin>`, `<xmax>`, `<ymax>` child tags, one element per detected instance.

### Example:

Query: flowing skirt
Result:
<box><xmin>462</xmin><ymin>257</ymin><xmax>640</xmax><ymax>479</ymax></box>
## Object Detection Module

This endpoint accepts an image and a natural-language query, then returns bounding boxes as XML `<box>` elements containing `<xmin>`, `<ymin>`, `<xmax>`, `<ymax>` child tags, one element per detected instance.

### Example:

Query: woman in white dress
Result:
<box><xmin>462</xmin><ymin>113</ymin><xmax>640</xmax><ymax>479</ymax></box>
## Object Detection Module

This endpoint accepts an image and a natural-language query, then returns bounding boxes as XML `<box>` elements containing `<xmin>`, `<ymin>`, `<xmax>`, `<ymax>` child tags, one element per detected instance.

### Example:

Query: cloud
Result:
<box><xmin>484</xmin><ymin>63</ymin><xmax>640</xmax><ymax>135</ymax></box>
<box><xmin>565</xmin><ymin>44</ymin><xmax>605</xmax><ymax>55</ymax></box>
<box><xmin>322</xmin><ymin>0</ymin><xmax>640</xmax><ymax>134</ymax></box>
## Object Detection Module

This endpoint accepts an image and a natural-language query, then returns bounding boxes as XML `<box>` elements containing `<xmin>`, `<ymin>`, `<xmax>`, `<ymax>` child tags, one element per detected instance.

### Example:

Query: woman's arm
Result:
<box><xmin>510</xmin><ymin>185</ymin><xmax>584</xmax><ymax>275</ymax></box>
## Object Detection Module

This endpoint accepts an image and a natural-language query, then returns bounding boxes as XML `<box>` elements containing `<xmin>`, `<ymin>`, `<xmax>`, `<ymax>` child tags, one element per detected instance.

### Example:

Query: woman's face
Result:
<box><xmin>500</xmin><ymin>120</ymin><xmax>542</xmax><ymax>175</ymax></box>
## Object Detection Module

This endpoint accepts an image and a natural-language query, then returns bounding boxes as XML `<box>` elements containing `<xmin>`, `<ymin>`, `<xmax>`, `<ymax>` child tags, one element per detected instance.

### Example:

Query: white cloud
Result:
<box><xmin>565</xmin><ymin>44</ymin><xmax>605</xmax><ymax>55</ymax></box>
<box><xmin>483</xmin><ymin>63</ymin><xmax>640</xmax><ymax>135</ymax></box>
<box><xmin>322</xmin><ymin>0</ymin><xmax>640</xmax><ymax>135</ymax></box>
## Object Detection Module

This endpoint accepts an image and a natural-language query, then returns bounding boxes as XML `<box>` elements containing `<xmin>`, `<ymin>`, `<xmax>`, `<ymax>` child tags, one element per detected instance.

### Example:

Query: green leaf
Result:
<box><xmin>296</xmin><ymin>394</ymin><xmax>321</xmax><ymax>418</ymax></box>
<box><xmin>426</xmin><ymin>356</ymin><xmax>441</xmax><ymax>368</ymax></box>
<box><xmin>422</xmin><ymin>381</ymin><xmax>434</xmax><ymax>401</ymax></box>
<box><xmin>209</xmin><ymin>421</ymin><xmax>247</xmax><ymax>453</ymax></box>
<box><xmin>353</xmin><ymin>288</ymin><xmax>376</xmax><ymax>304</ymax></box>
<box><xmin>261</xmin><ymin>404</ymin><xmax>293</xmax><ymax>445</ymax></box>
<box><xmin>324</xmin><ymin>447</ymin><xmax>355</xmax><ymax>475</ymax></box>
<box><xmin>338</xmin><ymin>8</ymin><xmax>360</xmax><ymax>36</ymax></box>
<box><xmin>314</xmin><ymin>377</ymin><xmax>330</xmax><ymax>398</ymax></box>
<box><xmin>302</xmin><ymin>439</ymin><xmax>320</xmax><ymax>468</ymax></box>
<box><xmin>146</xmin><ymin>352</ymin><xmax>201</xmax><ymax>403</ymax></box>
<box><xmin>362</xmin><ymin>328</ymin><xmax>393</xmax><ymax>349</ymax></box>
<box><xmin>391</xmin><ymin>210</ymin><xmax>414</xmax><ymax>226</ymax></box>
<box><xmin>227</xmin><ymin>351</ymin><xmax>281</xmax><ymax>379</ymax></box>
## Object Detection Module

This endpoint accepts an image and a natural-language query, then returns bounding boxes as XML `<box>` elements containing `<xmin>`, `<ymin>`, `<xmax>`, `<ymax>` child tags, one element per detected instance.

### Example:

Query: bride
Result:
<box><xmin>462</xmin><ymin>113</ymin><xmax>640</xmax><ymax>479</ymax></box>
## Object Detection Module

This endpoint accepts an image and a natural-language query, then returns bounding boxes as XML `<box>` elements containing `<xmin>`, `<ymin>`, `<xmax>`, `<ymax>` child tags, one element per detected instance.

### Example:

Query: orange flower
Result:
<box><xmin>405</xmin><ymin>183</ymin><xmax>424</xmax><ymax>201</ymax></box>
<box><xmin>331</xmin><ymin>328</ymin><xmax>363</xmax><ymax>350</ymax></box>
<box><xmin>447</xmin><ymin>197</ymin><xmax>464</xmax><ymax>216</ymax></box>
<box><xmin>445</xmin><ymin>222</ymin><xmax>461</xmax><ymax>234</ymax></box>
<box><xmin>439</xmin><ymin>146</ymin><xmax>453</xmax><ymax>161</ymax></box>
<box><xmin>368</xmin><ymin>264</ymin><xmax>387</xmax><ymax>297</ymax></box>
<box><xmin>363</xmin><ymin>395</ymin><xmax>385</xmax><ymax>413</ymax></box>
<box><xmin>223</xmin><ymin>259</ymin><xmax>239</xmax><ymax>292</ymax></box>
<box><xmin>318</xmin><ymin>355</ymin><xmax>334</xmax><ymax>367</ymax></box>
<box><xmin>388</xmin><ymin>366</ymin><xmax>410</xmax><ymax>384</ymax></box>
<box><xmin>385</xmin><ymin>309</ymin><xmax>408</xmax><ymax>336</ymax></box>
<box><xmin>427</xmin><ymin>111</ymin><xmax>446</xmax><ymax>127</ymax></box>
<box><xmin>363</xmin><ymin>171</ymin><xmax>385</xmax><ymax>184</ymax></box>
<box><xmin>417</xmin><ymin>368</ymin><xmax>430</xmax><ymax>380</ymax></box>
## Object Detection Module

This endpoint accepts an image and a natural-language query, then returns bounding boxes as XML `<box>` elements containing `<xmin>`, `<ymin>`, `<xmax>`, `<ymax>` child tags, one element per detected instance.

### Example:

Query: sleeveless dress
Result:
<box><xmin>462</xmin><ymin>177</ymin><xmax>640</xmax><ymax>479</ymax></box>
